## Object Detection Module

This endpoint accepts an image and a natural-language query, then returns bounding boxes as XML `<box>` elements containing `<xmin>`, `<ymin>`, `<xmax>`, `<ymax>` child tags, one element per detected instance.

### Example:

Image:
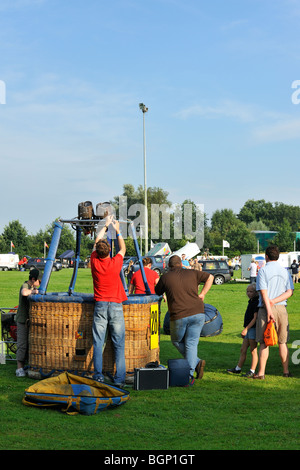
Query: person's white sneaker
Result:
<box><xmin>16</xmin><ymin>368</ymin><xmax>26</xmax><ymax>377</ymax></box>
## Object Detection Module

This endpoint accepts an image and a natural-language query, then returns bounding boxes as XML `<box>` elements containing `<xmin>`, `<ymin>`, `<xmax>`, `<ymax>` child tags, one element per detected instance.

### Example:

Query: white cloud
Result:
<box><xmin>1</xmin><ymin>75</ymin><xmax>139</xmax><ymax>145</ymax></box>
<box><xmin>0</xmin><ymin>0</ymin><xmax>46</xmax><ymax>11</ymax></box>
<box><xmin>175</xmin><ymin>98</ymin><xmax>300</xmax><ymax>143</ymax></box>
<box><xmin>175</xmin><ymin>100</ymin><xmax>261</xmax><ymax>123</ymax></box>
<box><xmin>220</xmin><ymin>19</ymin><xmax>249</xmax><ymax>31</ymax></box>
<box><xmin>253</xmin><ymin>118</ymin><xmax>300</xmax><ymax>143</ymax></box>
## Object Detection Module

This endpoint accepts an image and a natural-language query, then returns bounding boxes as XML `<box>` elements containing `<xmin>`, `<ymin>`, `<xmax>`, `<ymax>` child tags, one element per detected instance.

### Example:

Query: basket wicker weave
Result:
<box><xmin>28</xmin><ymin>293</ymin><xmax>161</xmax><ymax>379</ymax></box>
<box><xmin>102</xmin><ymin>301</ymin><xmax>160</xmax><ymax>374</ymax></box>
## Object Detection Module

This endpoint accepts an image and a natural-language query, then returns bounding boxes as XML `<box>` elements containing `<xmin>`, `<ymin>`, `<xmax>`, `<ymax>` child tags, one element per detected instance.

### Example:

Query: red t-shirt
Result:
<box><xmin>90</xmin><ymin>251</ymin><xmax>127</xmax><ymax>303</ymax></box>
<box><xmin>130</xmin><ymin>267</ymin><xmax>159</xmax><ymax>294</ymax></box>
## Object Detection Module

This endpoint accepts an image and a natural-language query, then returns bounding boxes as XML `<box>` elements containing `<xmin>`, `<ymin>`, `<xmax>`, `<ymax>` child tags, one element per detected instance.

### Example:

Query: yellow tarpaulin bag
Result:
<box><xmin>23</xmin><ymin>372</ymin><xmax>130</xmax><ymax>415</ymax></box>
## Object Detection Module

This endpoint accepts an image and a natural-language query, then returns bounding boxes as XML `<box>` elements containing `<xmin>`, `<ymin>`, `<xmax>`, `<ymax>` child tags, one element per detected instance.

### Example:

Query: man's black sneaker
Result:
<box><xmin>227</xmin><ymin>367</ymin><xmax>241</xmax><ymax>374</ymax></box>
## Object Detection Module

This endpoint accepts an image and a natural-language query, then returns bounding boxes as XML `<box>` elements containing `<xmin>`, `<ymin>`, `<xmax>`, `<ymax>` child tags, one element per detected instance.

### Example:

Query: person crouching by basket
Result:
<box><xmin>227</xmin><ymin>284</ymin><xmax>259</xmax><ymax>377</ymax></box>
<box><xmin>155</xmin><ymin>255</ymin><xmax>214</xmax><ymax>386</ymax></box>
<box><xmin>15</xmin><ymin>268</ymin><xmax>42</xmax><ymax>377</ymax></box>
<box><xmin>90</xmin><ymin>216</ymin><xmax>127</xmax><ymax>387</ymax></box>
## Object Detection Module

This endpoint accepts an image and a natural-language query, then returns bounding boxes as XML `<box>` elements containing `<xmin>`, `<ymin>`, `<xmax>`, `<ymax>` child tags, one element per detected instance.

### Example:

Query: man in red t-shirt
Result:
<box><xmin>129</xmin><ymin>257</ymin><xmax>159</xmax><ymax>295</ymax></box>
<box><xmin>90</xmin><ymin>216</ymin><xmax>127</xmax><ymax>386</ymax></box>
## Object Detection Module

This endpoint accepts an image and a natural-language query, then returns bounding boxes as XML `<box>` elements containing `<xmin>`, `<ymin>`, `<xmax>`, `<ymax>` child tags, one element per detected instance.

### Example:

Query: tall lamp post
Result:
<box><xmin>139</xmin><ymin>103</ymin><xmax>148</xmax><ymax>254</ymax></box>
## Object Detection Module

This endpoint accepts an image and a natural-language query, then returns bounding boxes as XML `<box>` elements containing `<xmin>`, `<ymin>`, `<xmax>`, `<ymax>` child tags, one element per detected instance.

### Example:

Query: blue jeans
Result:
<box><xmin>92</xmin><ymin>301</ymin><xmax>126</xmax><ymax>384</ymax></box>
<box><xmin>170</xmin><ymin>313</ymin><xmax>205</xmax><ymax>377</ymax></box>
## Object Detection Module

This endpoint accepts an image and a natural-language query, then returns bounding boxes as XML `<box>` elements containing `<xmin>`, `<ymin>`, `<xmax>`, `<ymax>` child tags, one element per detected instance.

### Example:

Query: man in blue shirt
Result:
<box><xmin>255</xmin><ymin>245</ymin><xmax>294</xmax><ymax>379</ymax></box>
<box><xmin>181</xmin><ymin>254</ymin><xmax>190</xmax><ymax>269</ymax></box>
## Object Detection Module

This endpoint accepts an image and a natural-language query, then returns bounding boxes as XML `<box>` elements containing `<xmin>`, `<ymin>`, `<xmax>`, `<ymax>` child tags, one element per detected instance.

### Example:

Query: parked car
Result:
<box><xmin>24</xmin><ymin>257</ymin><xmax>62</xmax><ymax>272</ymax></box>
<box><xmin>128</xmin><ymin>255</ymin><xmax>165</xmax><ymax>275</ymax></box>
<box><xmin>198</xmin><ymin>259</ymin><xmax>232</xmax><ymax>285</ymax></box>
<box><xmin>69</xmin><ymin>258</ymin><xmax>88</xmax><ymax>268</ymax></box>
<box><xmin>123</xmin><ymin>255</ymin><xmax>165</xmax><ymax>274</ymax></box>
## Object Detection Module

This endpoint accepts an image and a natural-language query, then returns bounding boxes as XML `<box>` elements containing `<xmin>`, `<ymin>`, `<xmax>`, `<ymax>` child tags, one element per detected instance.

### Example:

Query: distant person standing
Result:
<box><xmin>290</xmin><ymin>259</ymin><xmax>299</xmax><ymax>284</ymax></box>
<box><xmin>125</xmin><ymin>259</ymin><xmax>134</xmax><ymax>283</ymax></box>
<box><xmin>192</xmin><ymin>259</ymin><xmax>202</xmax><ymax>271</ymax></box>
<box><xmin>254</xmin><ymin>245</ymin><xmax>294</xmax><ymax>379</ymax></box>
<box><xmin>181</xmin><ymin>254</ymin><xmax>190</xmax><ymax>269</ymax></box>
<box><xmin>15</xmin><ymin>268</ymin><xmax>42</xmax><ymax>377</ymax></box>
<box><xmin>248</xmin><ymin>258</ymin><xmax>257</xmax><ymax>283</ymax></box>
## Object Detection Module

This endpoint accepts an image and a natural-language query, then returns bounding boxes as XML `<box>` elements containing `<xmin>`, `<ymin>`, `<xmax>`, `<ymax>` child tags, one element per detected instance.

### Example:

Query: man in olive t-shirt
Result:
<box><xmin>155</xmin><ymin>255</ymin><xmax>214</xmax><ymax>383</ymax></box>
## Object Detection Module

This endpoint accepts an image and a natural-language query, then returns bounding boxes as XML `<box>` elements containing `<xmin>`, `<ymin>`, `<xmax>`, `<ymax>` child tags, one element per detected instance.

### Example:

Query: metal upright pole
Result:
<box><xmin>39</xmin><ymin>222</ymin><xmax>63</xmax><ymax>295</ymax></box>
<box><xmin>130</xmin><ymin>222</ymin><xmax>151</xmax><ymax>295</ymax></box>
<box><xmin>68</xmin><ymin>226</ymin><xmax>82</xmax><ymax>295</ymax></box>
<box><xmin>139</xmin><ymin>103</ymin><xmax>148</xmax><ymax>254</ymax></box>
<box><xmin>143</xmin><ymin>111</ymin><xmax>148</xmax><ymax>254</ymax></box>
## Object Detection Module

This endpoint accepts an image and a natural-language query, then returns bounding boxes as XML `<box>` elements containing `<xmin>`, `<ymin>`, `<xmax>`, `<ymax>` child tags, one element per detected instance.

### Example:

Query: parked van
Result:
<box><xmin>0</xmin><ymin>253</ymin><xmax>20</xmax><ymax>271</ymax></box>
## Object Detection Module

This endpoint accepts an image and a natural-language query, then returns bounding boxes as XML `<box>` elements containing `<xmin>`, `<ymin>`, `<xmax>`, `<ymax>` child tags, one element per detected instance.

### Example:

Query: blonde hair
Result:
<box><xmin>247</xmin><ymin>283</ymin><xmax>258</xmax><ymax>296</ymax></box>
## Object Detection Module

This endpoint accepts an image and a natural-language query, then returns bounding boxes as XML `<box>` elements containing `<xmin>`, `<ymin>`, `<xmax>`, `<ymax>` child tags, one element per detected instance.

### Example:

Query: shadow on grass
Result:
<box><xmin>159</xmin><ymin>329</ymin><xmax>300</xmax><ymax>379</ymax></box>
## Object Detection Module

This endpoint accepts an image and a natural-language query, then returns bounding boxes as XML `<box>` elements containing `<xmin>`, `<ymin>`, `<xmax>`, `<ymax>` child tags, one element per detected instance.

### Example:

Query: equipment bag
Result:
<box><xmin>23</xmin><ymin>372</ymin><xmax>130</xmax><ymax>415</ymax></box>
<box><xmin>264</xmin><ymin>321</ymin><xmax>278</xmax><ymax>347</ymax></box>
<box><xmin>163</xmin><ymin>304</ymin><xmax>223</xmax><ymax>337</ymax></box>
<box><xmin>168</xmin><ymin>359</ymin><xmax>190</xmax><ymax>387</ymax></box>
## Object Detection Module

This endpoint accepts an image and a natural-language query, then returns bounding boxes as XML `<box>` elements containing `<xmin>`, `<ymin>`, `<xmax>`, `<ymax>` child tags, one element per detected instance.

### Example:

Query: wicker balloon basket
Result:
<box><xmin>28</xmin><ymin>293</ymin><xmax>161</xmax><ymax>380</ymax></box>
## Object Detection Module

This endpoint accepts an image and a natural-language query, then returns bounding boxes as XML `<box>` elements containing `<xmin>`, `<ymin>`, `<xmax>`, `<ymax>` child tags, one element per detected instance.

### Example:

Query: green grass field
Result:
<box><xmin>0</xmin><ymin>269</ymin><xmax>299</xmax><ymax>451</ymax></box>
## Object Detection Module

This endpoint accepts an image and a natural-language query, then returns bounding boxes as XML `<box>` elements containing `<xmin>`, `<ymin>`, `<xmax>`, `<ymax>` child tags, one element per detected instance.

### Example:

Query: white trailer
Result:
<box><xmin>278</xmin><ymin>252</ymin><xmax>300</xmax><ymax>271</ymax></box>
<box><xmin>0</xmin><ymin>253</ymin><xmax>20</xmax><ymax>271</ymax></box>
<box><xmin>241</xmin><ymin>254</ymin><xmax>264</xmax><ymax>279</ymax></box>
<box><xmin>241</xmin><ymin>251</ymin><xmax>300</xmax><ymax>279</ymax></box>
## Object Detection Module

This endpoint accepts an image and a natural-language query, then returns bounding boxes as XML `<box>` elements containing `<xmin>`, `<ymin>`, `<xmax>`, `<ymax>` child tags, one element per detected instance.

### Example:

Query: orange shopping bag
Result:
<box><xmin>264</xmin><ymin>321</ymin><xmax>278</xmax><ymax>346</ymax></box>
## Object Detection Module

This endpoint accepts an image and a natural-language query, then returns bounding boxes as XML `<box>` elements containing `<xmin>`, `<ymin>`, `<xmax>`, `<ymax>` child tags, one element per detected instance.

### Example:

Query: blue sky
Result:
<box><xmin>1</xmin><ymin>0</ymin><xmax>300</xmax><ymax>235</ymax></box>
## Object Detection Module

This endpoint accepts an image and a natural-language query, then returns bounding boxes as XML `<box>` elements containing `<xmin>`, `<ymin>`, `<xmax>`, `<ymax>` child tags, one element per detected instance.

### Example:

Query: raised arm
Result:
<box><xmin>93</xmin><ymin>215</ymin><xmax>114</xmax><ymax>250</ymax></box>
<box><xmin>111</xmin><ymin>219</ymin><xmax>126</xmax><ymax>257</ymax></box>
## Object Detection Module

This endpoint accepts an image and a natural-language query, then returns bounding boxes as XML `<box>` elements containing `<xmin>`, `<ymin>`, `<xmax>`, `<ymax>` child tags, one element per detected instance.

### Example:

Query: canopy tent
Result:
<box><xmin>58</xmin><ymin>250</ymin><xmax>75</xmax><ymax>259</ymax></box>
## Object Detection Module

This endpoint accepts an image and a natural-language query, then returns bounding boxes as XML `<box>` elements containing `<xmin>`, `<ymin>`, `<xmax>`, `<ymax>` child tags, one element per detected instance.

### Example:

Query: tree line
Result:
<box><xmin>1</xmin><ymin>185</ymin><xmax>299</xmax><ymax>260</ymax></box>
